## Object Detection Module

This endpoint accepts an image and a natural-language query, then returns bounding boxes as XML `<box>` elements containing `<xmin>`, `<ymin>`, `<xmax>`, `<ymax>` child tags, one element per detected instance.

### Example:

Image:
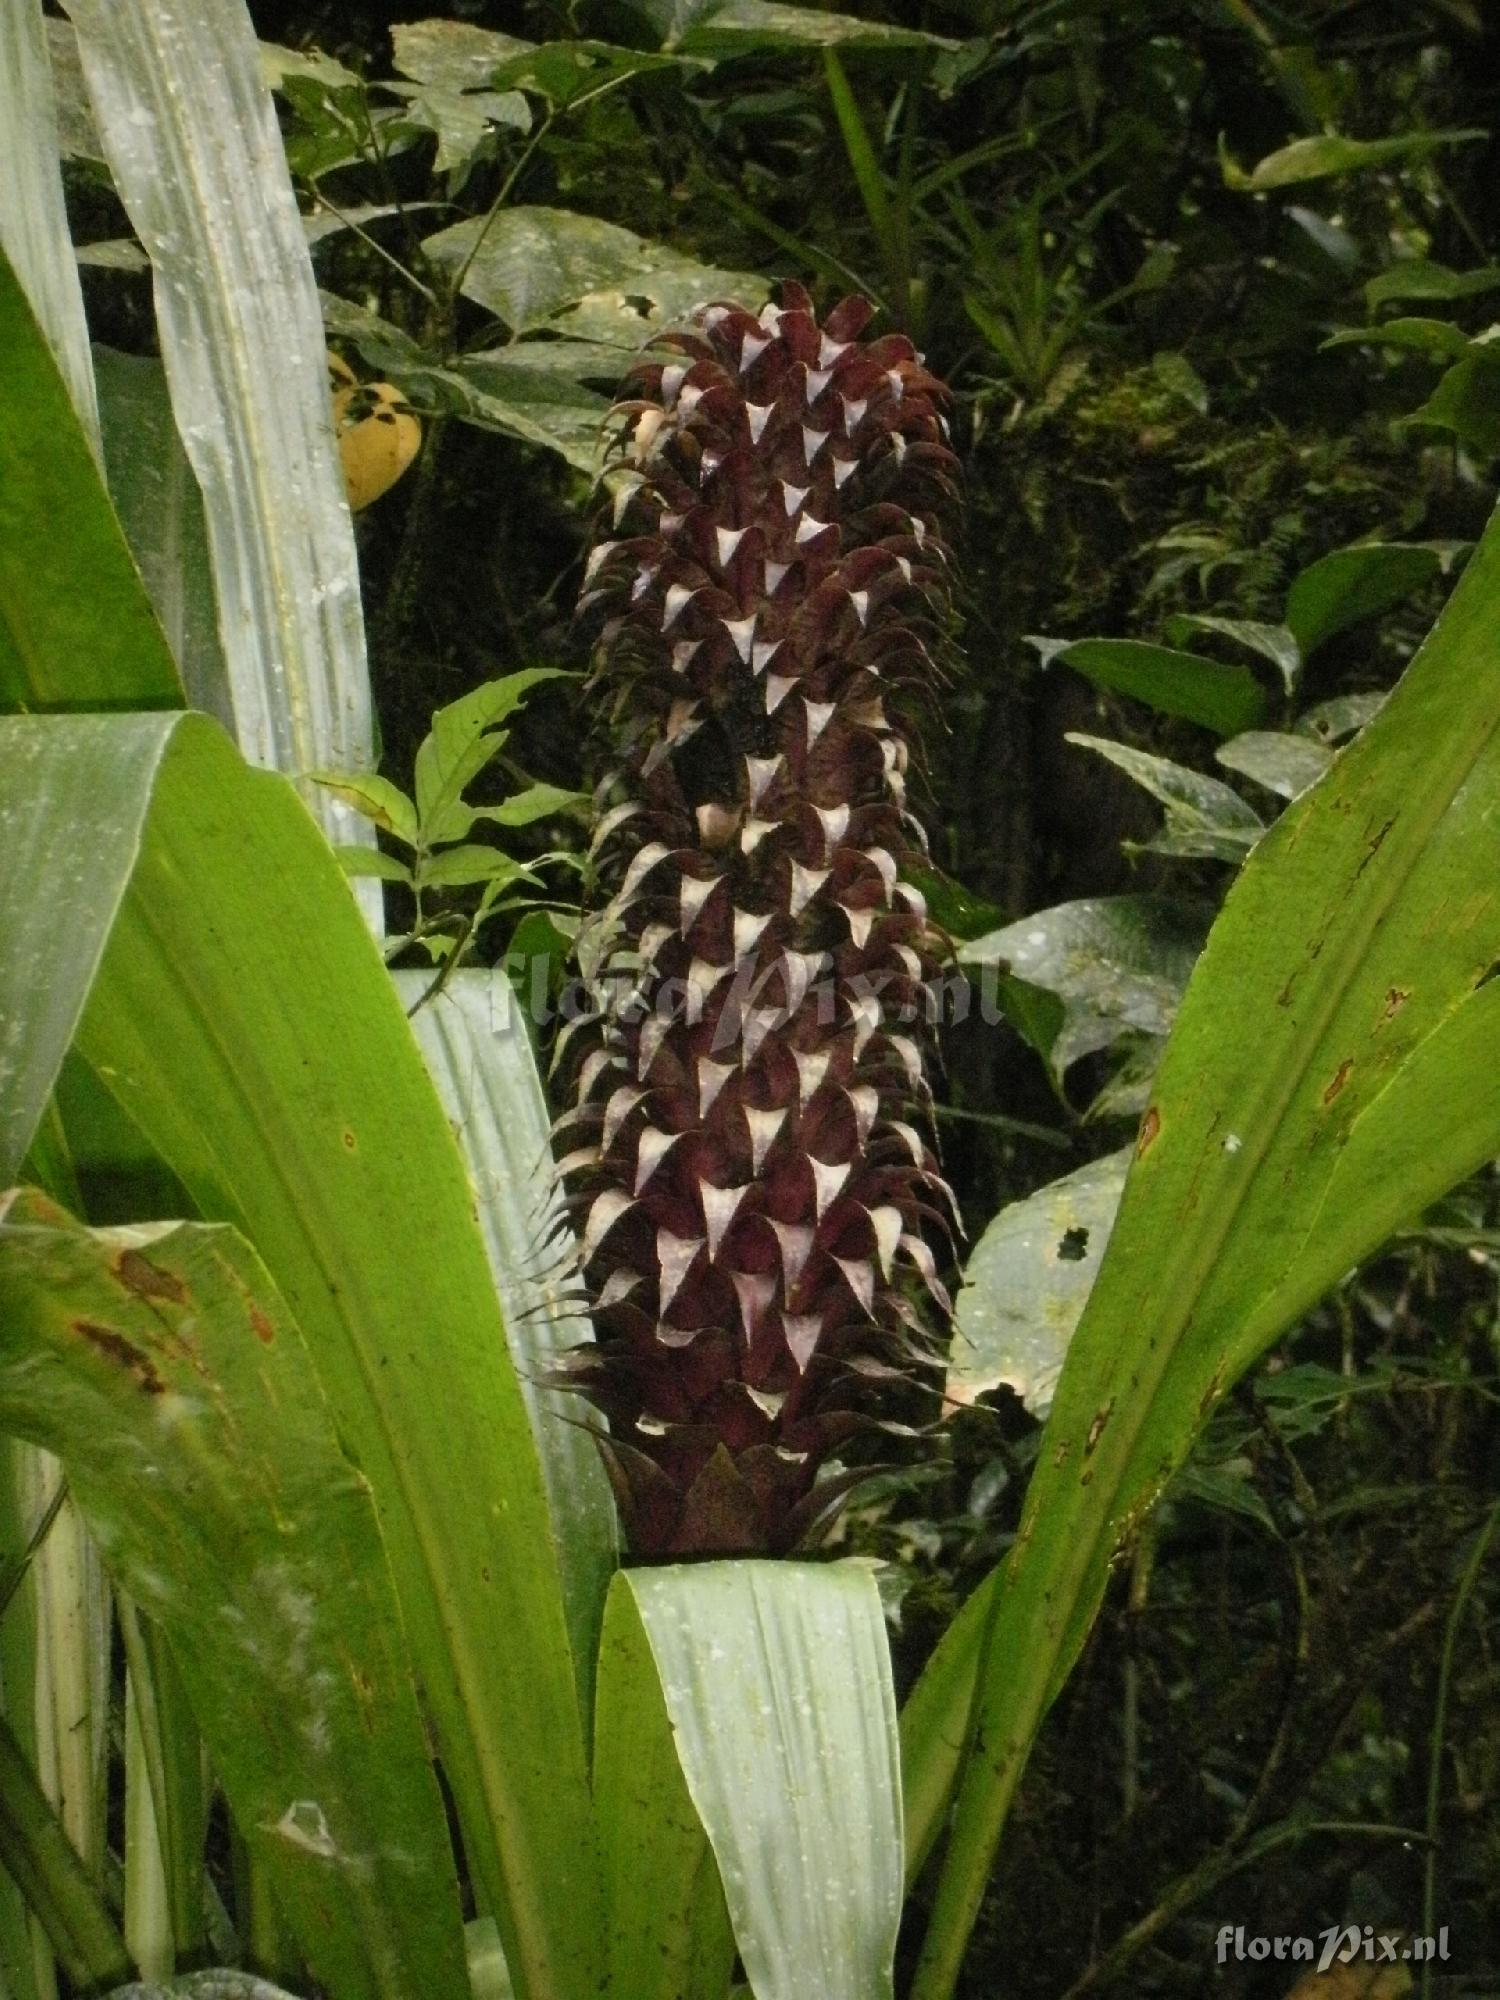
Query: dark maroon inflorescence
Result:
<box><xmin>553</xmin><ymin>282</ymin><xmax>961</xmax><ymax>1558</ymax></box>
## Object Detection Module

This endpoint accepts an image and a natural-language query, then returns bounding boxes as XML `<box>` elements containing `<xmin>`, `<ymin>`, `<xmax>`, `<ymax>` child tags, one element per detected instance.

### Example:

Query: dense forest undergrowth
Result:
<box><xmin>6</xmin><ymin>0</ymin><xmax>1500</xmax><ymax>1995</ymax></box>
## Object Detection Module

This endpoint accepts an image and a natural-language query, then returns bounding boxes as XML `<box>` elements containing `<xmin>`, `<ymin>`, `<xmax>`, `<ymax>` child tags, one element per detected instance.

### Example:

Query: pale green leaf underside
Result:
<box><xmin>950</xmin><ymin>1149</ymin><xmax>1130</xmax><ymax>1418</ymax></box>
<box><xmin>423</xmin><ymin>204</ymin><xmax>764</xmax><ymax>340</ymax></box>
<box><xmin>962</xmin><ymin>895</ymin><xmax>1212</xmax><ymax>1074</ymax></box>
<box><xmin>64</xmin><ymin>0</ymin><xmax>378</xmax><ymax>875</ymax></box>
<box><xmin>626</xmin><ymin>1561</ymin><xmax>903</xmax><ymax>2000</ymax></box>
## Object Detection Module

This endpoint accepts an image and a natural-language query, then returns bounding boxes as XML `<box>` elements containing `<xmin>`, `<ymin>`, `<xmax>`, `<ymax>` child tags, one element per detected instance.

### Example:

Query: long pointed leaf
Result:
<box><xmin>397</xmin><ymin>970</ymin><xmax>617</xmax><ymax>1714</ymax></box>
<box><xmin>0</xmin><ymin>246</ymin><xmax>182</xmax><ymax>713</ymax></box>
<box><xmin>910</xmin><ymin>495</ymin><xmax>1500</xmax><ymax>1995</ymax></box>
<box><xmin>0</xmin><ymin>0</ymin><xmax>99</xmax><ymax>451</ymax></box>
<box><xmin>95</xmin><ymin>349</ymin><xmax>231</xmax><ymax>730</ymax></box>
<box><xmin>593</xmin><ymin>1579</ymin><xmax>734</xmax><ymax>2000</ymax></box>
<box><xmin>0</xmin><ymin>1705</ymin><xmax>127</xmax><ymax>1992</ymax></box>
<box><xmin>0</xmin><ymin>712</ymin><xmax>173</xmax><ymax>1182</ymax></box>
<box><xmin>0</xmin><ymin>712</ymin><xmax>601</xmax><ymax>2000</ymax></box>
<box><xmin>62</xmin><ymin>0</ymin><xmax>376</xmax><ymax>862</ymax></box>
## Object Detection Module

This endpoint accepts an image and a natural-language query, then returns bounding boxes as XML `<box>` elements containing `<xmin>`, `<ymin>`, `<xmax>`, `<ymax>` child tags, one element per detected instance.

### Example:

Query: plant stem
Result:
<box><xmin>308</xmin><ymin>185</ymin><xmax>437</xmax><ymax>304</ymax></box>
<box><xmin>0</xmin><ymin>1714</ymin><xmax>130</xmax><ymax>1993</ymax></box>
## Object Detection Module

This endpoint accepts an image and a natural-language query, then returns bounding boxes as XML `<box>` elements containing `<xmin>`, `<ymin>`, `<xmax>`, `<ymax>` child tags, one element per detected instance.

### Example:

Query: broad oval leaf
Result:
<box><xmin>960</xmin><ymin>896</ymin><xmax>1212</xmax><ymax>1076</ymax></box>
<box><xmin>1285</xmin><ymin>541</ymin><xmax>1443</xmax><ymax>657</ymax></box>
<box><xmin>1224</xmin><ymin>128</ymin><xmax>1484</xmax><ymax>193</ymax></box>
<box><xmin>1214</xmin><ymin>730</ymin><xmax>1332</xmax><ymax>801</ymax></box>
<box><xmin>950</xmin><ymin>1150</ymin><xmax>1130</xmax><ymax>1419</ymax></box>
<box><xmin>1164</xmin><ymin>615</ymin><xmax>1301</xmax><ymax>696</ymax></box>
<box><xmin>1320</xmin><ymin>316</ymin><xmax>1473</xmax><ymax>362</ymax></box>
<box><xmin>1066</xmin><ymin>733</ymin><xmax>1263</xmax><ymax>862</ymax></box>
<box><xmin>107</xmin><ymin>1981</ymin><xmax>300</xmax><ymax>2000</ymax></box>
<box><xmin>1404</xmin><ymin>351</ymin><xmax>1500</xmax><ymax>460</ymax></box>
<box><xmin>634</xmin><ymin>0</ymin><xmax>956</xmax><ymax>56</ymax></box>
<box><xmin>423</xmin><ymin>205</ymin><xmax>763</xmax><ymax>340</ymax></box>
<box><xmin>1035</xmin><ymin>636</ymin><xmax>1266</xmax><ymax>734</ymax></box>
<box><xmin>389</xmin><ymin>19</ymin><xmax>535</xmax><ymax>90</ymax></box>
<box><xmin>1364</xmin><ymin>258</ymin><xmax>1500</xmax><ymax>311</ymax></box>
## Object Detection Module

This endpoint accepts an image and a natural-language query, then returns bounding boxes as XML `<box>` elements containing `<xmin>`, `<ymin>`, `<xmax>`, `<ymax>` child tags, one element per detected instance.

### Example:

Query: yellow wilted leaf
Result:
<box><xmin>331</xmin><ymin>375</ymin><xmax>421</xmax><ymax>511</ymax></box>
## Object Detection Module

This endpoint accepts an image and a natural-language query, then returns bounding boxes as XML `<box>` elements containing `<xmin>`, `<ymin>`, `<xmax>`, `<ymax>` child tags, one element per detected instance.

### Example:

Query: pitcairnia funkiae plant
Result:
<box><xmin>554</xmin><ymin>284</ymin><xmax>963</xmax><ymax>1557</ymax></box>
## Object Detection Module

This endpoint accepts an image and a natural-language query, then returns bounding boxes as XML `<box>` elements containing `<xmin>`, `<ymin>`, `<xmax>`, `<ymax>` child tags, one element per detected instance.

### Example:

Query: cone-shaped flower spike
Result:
<box><xmin>557</xmin><ymin>284</ymin><xmax>961</xmax><ymax>1557</ymax></box>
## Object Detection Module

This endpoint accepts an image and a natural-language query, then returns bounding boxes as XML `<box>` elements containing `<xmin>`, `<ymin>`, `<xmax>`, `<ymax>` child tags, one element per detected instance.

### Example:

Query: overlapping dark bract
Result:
<box><xmin>553</xmin><ymin>283</ymin><xmax>961</xmax><ymax>1558</ymax></box>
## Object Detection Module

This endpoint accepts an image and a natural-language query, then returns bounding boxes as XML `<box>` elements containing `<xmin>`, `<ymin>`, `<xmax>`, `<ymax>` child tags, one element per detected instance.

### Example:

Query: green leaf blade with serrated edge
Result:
<box><xmin>623</xmin><ymin>1561</ymin><xmax>903</xmax><ymax>2000</ymax></box>
<box><xmin>0</xmin><ymin>247</ymin><xmax>182</xmax><ymax>713</ymax></box>
<box><xmin>0</xmin><ymin>711</ymin><xmax>601</xmax><ymax>2000</ymax></box>
<box><xmin>0</xmin><ymin>1192</ymin><xmax>470</xmax><ymax>2000</ymax></box>
<box><xmin>909</xmin><ymin>488</ymin><xmax>1500</xmax><ymax>1999</ymax></box>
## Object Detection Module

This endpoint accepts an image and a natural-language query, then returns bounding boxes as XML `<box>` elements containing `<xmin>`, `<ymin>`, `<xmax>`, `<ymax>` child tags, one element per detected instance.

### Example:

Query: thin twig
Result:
<box><xmin>1420</xmin><ymin>1497</ymin><xmax>1500</xmax><ymax>1999</ymax></box>
<box><xmin>308</xmin><ymin>184</ymin><xmax>437</xmax><ymax>303</ymax></box>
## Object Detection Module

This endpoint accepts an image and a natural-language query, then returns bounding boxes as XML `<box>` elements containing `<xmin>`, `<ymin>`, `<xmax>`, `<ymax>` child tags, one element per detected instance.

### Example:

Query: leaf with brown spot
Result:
<box><xmin>72</xmin><ymin>1316</ymin><xmax>165</xmax><ymax>1394</ymax></box>
<box><xmin>113</xmin><ymin>1247</ymin><xmax>189</xmax><ymax>1305</ymax></box>
<box><xmin>1322</xmin><ymin>1057</ymin><xmax>1355</xmax><ymax>1105</ymax></box>
<box><xmin>0</xmin><ymin>1190</ymin><xmax>468</xmax><ymax>2000</ymax></box>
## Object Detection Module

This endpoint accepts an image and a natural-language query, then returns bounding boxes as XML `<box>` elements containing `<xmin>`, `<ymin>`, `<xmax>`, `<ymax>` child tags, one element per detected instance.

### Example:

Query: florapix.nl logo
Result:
<box><xmin>1216</xmin><ymin>1924</ymin><xmax>1450</xmax><ymax>1974</ymax></box>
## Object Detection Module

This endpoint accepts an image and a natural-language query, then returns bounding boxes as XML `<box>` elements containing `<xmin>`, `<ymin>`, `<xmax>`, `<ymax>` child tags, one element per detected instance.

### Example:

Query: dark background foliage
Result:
<box><xmin>75</xmin><ymin>1</ymin><xmax>1500</xmax><ymax>1989</ymax></box>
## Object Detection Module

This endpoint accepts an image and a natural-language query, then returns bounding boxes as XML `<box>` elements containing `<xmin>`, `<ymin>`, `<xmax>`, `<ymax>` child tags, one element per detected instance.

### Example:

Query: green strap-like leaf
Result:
<box><xmin>94</xmin><ymin>350</ymin><xmax>231</xmax><ymax>730</ymax></box>
<box><xmin>0</xmin><ymin>1191</ymin><xmax>471</xmax><ymax>2000</ymax></box>
<box><xmin>397</xmin><ymin>969</ymin><xmax>618</xmax><ymax>1716</ymax></box>
<box><xmin>909</xmin><ymin>488</ymin><xmax>1500</xmax><ymax>1997</ymax></box>
<box><xmin>622</xmin><ymin>1561</ymin><xmax>903</xmax><ymax>2000</ymax></box>
<box><xmin>0</xmin><ymin>712</ymin><xmax>601</xmax><ymax>2000</ymax></box>
<box><xmin>949</xmin><ymin>1148</ymin><xmax>1130</xmax><ymax>1419</ymax></box>
<box><xmin>0</xmin><ymin>246</ymin><xmax>182</xmax><ymax>713</ymax></box>
<box><xmin>1043</xmin><ymin>636</ymin><xmax>1267</xmax><ymax>734</ymax></box>
<box><xmin>0</xmin><ymin>1702</ymin><xmax>127</xmax><ymax>1992</ymax></box>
